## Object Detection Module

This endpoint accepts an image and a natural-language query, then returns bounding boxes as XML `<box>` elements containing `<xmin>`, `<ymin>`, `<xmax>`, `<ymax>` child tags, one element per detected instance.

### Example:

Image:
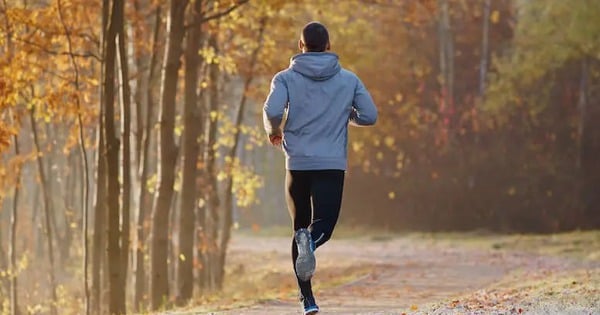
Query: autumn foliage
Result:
<box><xmin>0</xmin><ymin>0</ymin><xmax>599</xmax><ymax>314</ymax></box>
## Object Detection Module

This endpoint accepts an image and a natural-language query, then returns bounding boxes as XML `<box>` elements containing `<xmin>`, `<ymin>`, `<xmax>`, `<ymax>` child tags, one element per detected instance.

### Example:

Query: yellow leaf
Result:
<box><xmin>384</xmin><ymin>136</ymin><xmax>395</xmax><ymax>148</ymax></box>
<box><xmin>174</xmin><ymin>125</ymin><xmax>183</xmax><ymax>137</ymax></box>
<box><xmin>179</xmin><ymin>254</ymin><xmax>186</xmax><ymax>261</ymax></box>
<box><xmin>490</xmin><ymin>10</ymin><xmax>500</xmax><ymax>24</ymax></box>
<box><xmin>388</xmin><ymin>192</ymin><xmax>396</xmax><ymax>200</ymax></box>
<box><xmin>87</xmin><ymin>78</ymin><xmax>100</xmax><ymax>86</ymax></box>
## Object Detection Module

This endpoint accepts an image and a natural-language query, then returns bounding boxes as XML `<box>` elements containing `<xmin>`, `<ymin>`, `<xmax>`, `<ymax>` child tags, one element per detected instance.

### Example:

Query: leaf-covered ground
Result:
<box><xmin>163</xmin><ymin>230</ymin><xmax>599</xmax><ymax>314</ymax></box>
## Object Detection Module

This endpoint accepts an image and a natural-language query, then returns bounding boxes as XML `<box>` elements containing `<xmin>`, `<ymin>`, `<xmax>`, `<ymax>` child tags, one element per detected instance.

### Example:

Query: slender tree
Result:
<box><xmin>116</xmin><ymin>2</ymin><xmax>132</xmax><ymax>306</ymax></box>
<box><xmin>578</xmin><ymin>57</ymin><xmax>600</xmax><ymax>228</ymax></box>
<box><xmin>9</xmin><ymin>132</ymin><xmax>21</xmax><ymax>315</ymax></box>
<box><xmin>218</xmin><ymin>16</ymin><xmax>267</xmax><ymax>287</ymax></box>
<box><xmin>437</xmin><ymin>0</ymin><xmax>455</xmax><ymax>133</ymax></box>
<box><xmin>2</xmin><ymin>3</ymin><xmax>20</xmax><ymax>313</ymax></box>
<box><xmin>149</xmin><ymin>0</ymin><xmax>188</xmax><ymax>308</ymax></box>
<box><xmin>102</xmin><ymin>0</ymin><xmax>125</xmax><ymax>312</ymax></box>
<box><xmin>56</xmin><ymin>0</ymin><xmax>93</xmax><ymax>312</ymax></box>
<box><xmin>92</xmin><ymin>1</ymin><xmax>111</xmax><ymax>313</ymax></box>
<box><xmin>479</xmin><ymin>0</ymin><xmax>491</xmax><ymax>100</ymax></box>
<box><xmin>176</xmin><ymin>0</ymin><xmax>203</xmax><ymax>304</ymax></box>
<box><xmin>577</xmin><ymin>59</ymin><xmax>588</xmax><ymax>171</ymax></box>
<box><xmin>0</xmin><ymin>208</ymin><xmax>7</xmax><ymax>296</ymax></box>
<box><xmin>204</xmin><ymin>32</ymin><xmax>220</xmax><ymax>290</ymax></box>
<box><xmin>29</xmin><ymin>104</ymin><xmax>58</xmax><ymax>315</ymax></box>
<box><xmin>133</xmin><ymin>5</ymin><xmax>162</xmax><ymax>310</ymax></box>
<box><xmin>91</xmin><ymin>93</ymin><xmax>108</xmax><ymax>315</ymax></box>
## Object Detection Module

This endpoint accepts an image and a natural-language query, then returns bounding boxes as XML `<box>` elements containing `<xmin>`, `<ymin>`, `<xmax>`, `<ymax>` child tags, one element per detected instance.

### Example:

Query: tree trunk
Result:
<box><xmin>218</xmin><ymin>17</ymin><xmax>267</xmax><ymax>288</ymax></box>
<box><xmin>577</xmin><ymin>58</ymin><xmax>589</xmax><ymax>170</ymax></box>
<box><xmin>9</xmin><ymin>134</ymin><xmax>21</xmax><ymax>315</ymax></box>
<box><xmin>176</xmin><ymin>0</ymin><xmax>203</xmax><ymax>304</ymax></box>
<box><xmin>479</xmin><ymin>0</ymin><xmax>491</xmax><ymax>99</ymax></box>
<box><xmin>117</xmin><ymin>6</ymin><xmax>132</xmax><ymax>308</ymax></box>
<box><xmin>31</xmin><ymin>177</ymin><xmax>42</xmax><ymax>257</ymax></box>
<box><xmin>149</xmin><ymin>0</ymin><xmax>188</xmax><ymax>309</ymax></box>
<box><xmin>0</xmin><ymin>214</ymin><xmax>6</xmax><ymax>299</ymax></box>
<box><xmin>55</xmin><ymin>0</ymin><xmax>93</xmax><ymax>311</ymax></box>
<box><xmin>438</xmin><ymin>0</ymin><xmax>455</xmax><ymax>133</ymax></box>
<box><xmin>42</xmin><ymin>122</ymin><xmax>69</xmax><ymax>267</ymax></box>
<box><xmin>204</xmin><ymin>33</ymin><xmax>221</xmax><ymax>291</ymax></box>
<box><xmin>194</xmin><ymin>64</ymin><xmax>209</xmax><ymax>294</ymax></box>
<box><xmin>29</xmin><ymin>107</ymin><xmax>58</xmax><ymax>315</ymax></box>
<box><xmin>2</xmin><ymin>3</ymin><xmax>20</xmax><ymax>312</ymax></box>
<box><xmin>91</xmin><ymin>116</ymin><xmax>107</xmax><ymax>315</ymax></box>
<box><xmin>131</xmin><ymin>0</ymin><xmax>144</xmax><ymax>171</ymax></box>
<box><xmin>103</xmin><ymin>0</ymin><xmax>125</xmax><ymax>313</ymax></box>
<box><xmin>0</xmin><ymin>216</ymin><xmax>10</xmax><ymax>296</ymax></box>
<box><xmin>133</xmin><ymin>4</ymin><xmax>162</xmax><ymax>311</ymax></box>
<box><xmin>92</xmin><ymin>1</ymin><xmax>110</xmax><ymax>312</ymax></box>
<box><xmin>579</xmin><ymin>58</ymin><xmax>600</xmax><ymax>228</ymax></box>
<box><xmin>195</xmin><ymin>198</ymin><xmax>207</xmax><ymax>293</ymax></box>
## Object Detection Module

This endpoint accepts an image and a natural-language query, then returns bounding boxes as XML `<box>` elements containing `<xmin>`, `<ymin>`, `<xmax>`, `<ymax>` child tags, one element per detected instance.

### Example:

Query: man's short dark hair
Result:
<box><xmin>301</xmin><ymin>22</ymin><xmax>329</xmax><ymax>52</ymax></box>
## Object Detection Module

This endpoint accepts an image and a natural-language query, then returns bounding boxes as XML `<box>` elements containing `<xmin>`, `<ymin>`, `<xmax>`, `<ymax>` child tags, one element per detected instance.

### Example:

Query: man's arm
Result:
<box><xmin>263</xmin><ymin>73</ymin><xmax>288</xmax><ymax>141</ymax></box>
<box><xmin>350</xmin><ymin>76</ymin><xmax>378</xmax><ymax>126</ymax></box>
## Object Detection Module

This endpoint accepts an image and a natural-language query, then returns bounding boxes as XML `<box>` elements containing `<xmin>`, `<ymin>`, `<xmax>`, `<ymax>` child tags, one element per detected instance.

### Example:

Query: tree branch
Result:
<box><xmin>185</xmin><ymin>0</ymin><xmax>249</xmax><ymax>29</ymax></box>
<box><xmin>13</xmin><ymin>37</ymin><xmax>103</xmax><ymax>61</ymax></box>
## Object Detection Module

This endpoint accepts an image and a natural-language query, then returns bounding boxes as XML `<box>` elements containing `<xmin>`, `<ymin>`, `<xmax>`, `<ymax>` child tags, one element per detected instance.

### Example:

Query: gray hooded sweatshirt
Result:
<box><xmin>263</xmin><ymin>52</ymin><xmax>378</xmax><ymax>170</ymax></box>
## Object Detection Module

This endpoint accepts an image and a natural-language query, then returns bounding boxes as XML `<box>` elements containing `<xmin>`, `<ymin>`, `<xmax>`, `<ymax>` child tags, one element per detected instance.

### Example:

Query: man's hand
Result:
<box><xmin>269</xmin><ymin>134</ymin><xmax>283</xmax><ymax>147</ymax></box>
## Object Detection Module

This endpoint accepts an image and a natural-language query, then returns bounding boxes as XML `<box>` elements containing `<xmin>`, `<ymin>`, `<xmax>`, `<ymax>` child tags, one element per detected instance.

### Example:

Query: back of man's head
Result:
<box><xmin>301</xmin><ymin>22</ymin><xmax>329</xmax><ymax>52</ymax></box>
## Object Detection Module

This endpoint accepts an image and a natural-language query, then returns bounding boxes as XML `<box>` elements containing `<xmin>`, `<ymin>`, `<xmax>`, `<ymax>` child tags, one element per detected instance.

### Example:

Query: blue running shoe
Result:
<box><xmin>294</xmin><ymin>228</ymin><xmax>316</xmax><ymax>281</ymax></box>
<box><xmin>302</xmin><ymin>295</ymin><xmax>319</xmax><ymax>315</ymax></box>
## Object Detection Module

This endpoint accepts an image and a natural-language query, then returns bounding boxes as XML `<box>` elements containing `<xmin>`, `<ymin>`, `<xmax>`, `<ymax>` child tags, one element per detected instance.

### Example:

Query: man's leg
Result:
<box><xmin>309</xmin><ymin>170</ymin><xmax>345</xmax><ymax>249</ymax></box>
<box><xmin>285</xmin><ymin>170</ymin><xmax>313</xmax><ymax>298</ymax></box>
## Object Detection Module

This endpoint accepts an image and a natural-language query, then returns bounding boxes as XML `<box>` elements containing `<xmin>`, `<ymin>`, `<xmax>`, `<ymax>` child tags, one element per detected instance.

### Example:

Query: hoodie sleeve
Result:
<box><xmin>263</xmin><ymin>72</ymin><xmax>288</xmax><ymax>136</ymax></box>
<box><xmin>350</xmin><ymin>76</ymin><xmax>378</xmax><ymax>126</ymax></box>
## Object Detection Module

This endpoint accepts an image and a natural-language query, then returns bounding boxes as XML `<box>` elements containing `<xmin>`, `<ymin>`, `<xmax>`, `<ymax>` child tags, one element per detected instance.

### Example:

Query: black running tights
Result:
<box><xmin>285</xmin><ymin>169</ymin><xmax>345</xmax><ymax>299</ymax></box>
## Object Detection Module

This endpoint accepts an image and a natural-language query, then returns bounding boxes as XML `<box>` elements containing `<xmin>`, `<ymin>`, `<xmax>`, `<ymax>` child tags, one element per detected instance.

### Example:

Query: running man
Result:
<box><xmin>263</xmin><ymin>21</ymin><xmax>378</xmax><ymax>314</ymax></box>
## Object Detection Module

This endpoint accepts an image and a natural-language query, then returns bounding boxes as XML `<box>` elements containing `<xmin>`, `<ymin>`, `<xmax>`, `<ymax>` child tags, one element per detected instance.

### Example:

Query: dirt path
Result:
<box><xmin>217</xmin><ymin>237</ymin><xmax>526</xmax><ymax>314</ymax></box>
<box><xmin>171</xmin><ymin>234</ymin><xmax>598</xmax><ymax>315</ymax></box>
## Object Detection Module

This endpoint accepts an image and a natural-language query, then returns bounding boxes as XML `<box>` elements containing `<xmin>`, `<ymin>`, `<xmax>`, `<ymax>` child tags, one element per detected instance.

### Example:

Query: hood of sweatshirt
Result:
<box><xmin>290</xmin><ymin>52</ymin><xmax>341</xmax><ymax>81</ymax></box>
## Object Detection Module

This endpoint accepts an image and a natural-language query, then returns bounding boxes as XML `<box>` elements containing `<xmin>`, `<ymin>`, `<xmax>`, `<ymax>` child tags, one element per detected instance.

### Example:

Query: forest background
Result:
<box><xmin>0</xmin><ymin>0</ymin><xmax>599</xmax><ymax>314</ymax></box>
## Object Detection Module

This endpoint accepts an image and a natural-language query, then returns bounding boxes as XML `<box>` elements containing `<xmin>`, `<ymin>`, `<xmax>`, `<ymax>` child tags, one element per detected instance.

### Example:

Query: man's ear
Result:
<box><xmin>298</xmin><ymin>40</ymin><xmax>305</xmax><ymax>52</ymax></box>
<box><xmin>326</xmin><ymin>42</ymin><xmax>331</xmax><ymax>51</ymax></box>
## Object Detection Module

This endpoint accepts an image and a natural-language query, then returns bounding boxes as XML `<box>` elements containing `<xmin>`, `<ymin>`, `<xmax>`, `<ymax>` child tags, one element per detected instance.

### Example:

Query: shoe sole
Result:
<box><xmin>304</xmin><ymin>305</ymin><xmax>319</xmax><ymax>315</ymax></box>
<box><xmin>295</xmin><ymin>229</ymin><xmax>316</xmax><ymax>281</ymax></box>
